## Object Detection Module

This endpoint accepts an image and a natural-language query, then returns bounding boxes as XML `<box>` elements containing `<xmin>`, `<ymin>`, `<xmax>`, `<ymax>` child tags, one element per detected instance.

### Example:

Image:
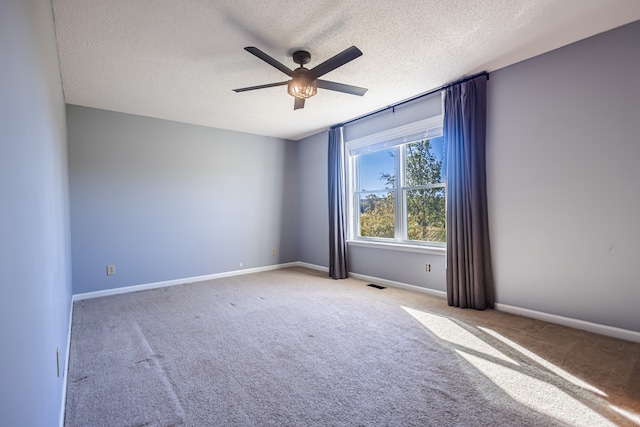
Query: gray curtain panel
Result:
<box><xmin>444</xmin><ymin>75</ymin><xmax>495</xmax><ymax>309</ymax></box>
<box><xmin>328</xmin><ymin>126</ymin><xmax>348</xmax><ymax>279</ymax></box>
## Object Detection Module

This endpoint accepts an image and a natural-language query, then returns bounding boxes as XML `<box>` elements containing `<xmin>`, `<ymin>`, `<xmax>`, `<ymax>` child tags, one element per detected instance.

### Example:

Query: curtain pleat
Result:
<box><xmin>444</xmin><ymin>75</ymin><xmax>494</xmax><ymax>309</ymax></box>
<box><xmin>328</xmin><ymin>126</ymin><xmax>348</xmax><ymax>279</ymax></box>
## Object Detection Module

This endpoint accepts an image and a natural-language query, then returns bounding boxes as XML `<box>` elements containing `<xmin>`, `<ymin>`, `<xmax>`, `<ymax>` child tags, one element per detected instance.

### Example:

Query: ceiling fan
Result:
<box><xmin>233</xmin><ymin>46</ymin><xmax>368</xmax><ymax>110</ymax></box>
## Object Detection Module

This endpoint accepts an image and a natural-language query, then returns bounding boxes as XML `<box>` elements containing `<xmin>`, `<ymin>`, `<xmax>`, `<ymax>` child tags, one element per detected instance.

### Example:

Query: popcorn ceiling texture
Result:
<box><xmin>52</xmin><ymin>0</ymin><xmax>640</xmax><ymax>140</ymax></box>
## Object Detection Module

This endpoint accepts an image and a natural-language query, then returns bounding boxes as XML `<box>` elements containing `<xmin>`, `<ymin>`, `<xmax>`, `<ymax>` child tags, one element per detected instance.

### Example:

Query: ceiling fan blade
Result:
<box><xmin>294</xmin><ymin>97</ymin><xmax>305</xmax><ymax>110</ymax></box>
<box><xmin>244</xmin><ymin>47</ymin><xmax>294</xmax><ymax>77</ymax></box>
<box><xmin>233</xmin><ymin>81</ymin><xmax>288</xmax><ymax>92</ymax></box>
<box><xmin>308</xmin><ymin>46</ymin><xmax>363</xmax><ymax>80</ymax></box>
<box><xmin>316</xmin><ymin>80</ymin><xmax>368</xmax><ymax>96</ymax></box>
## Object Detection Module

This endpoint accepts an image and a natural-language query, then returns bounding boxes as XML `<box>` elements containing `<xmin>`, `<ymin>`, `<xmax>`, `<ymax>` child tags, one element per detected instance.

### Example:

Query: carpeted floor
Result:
<box><xmin>64</xmin><ymin>267</ymin><xmax>640</xmax><ymax>426</ymax></box>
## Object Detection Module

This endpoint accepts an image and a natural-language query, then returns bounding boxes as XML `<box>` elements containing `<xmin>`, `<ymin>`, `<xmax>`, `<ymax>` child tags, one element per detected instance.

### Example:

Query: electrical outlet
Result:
<box><xmin>106</xmin><ymin>265</ymin><xmax>116</xmax><ymax>275</ymax></box>
<box><xmin>272</xmin><ymin>248</ymin><xmax>276</xmax><ymax>255</ymax></box>
<box><xmin>425</xmin><ymin>264</ymin><xmax>431</xmax><ymax>272</ymax></box>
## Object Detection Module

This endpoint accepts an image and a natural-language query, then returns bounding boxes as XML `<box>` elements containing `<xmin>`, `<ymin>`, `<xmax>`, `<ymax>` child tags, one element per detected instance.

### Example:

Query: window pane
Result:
<box><xmin>406</xmin><ymin>188</ymin><xmax>446</xmax><ymax>242</ymax></box>
<box><xmin>359</xmin><ymin>192</ymin><xmax>395</xmax><ymax>238</ymax></box>
<box><xmin>356</xmin><ymin>149</ymin><xmax>395</xmax><ymax>191</ymax></box>
<box><xmin>405</xmin><ymin>136</ymin><xmax>444</xmax><ymax>186</ymax></box>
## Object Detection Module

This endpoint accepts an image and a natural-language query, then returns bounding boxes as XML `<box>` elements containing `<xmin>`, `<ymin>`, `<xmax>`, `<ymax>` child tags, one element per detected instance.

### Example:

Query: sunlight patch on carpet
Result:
<box><xmin>609</xmin><ymin>405</ymin><xmax>640</xmax><ymax>425</ymax></box>
<box><xmin>478</xmin><ymin>326</ymin><xmax>607</xmax><ymax>397</ymax></box>
<box><xmin>401</xmin><ymin>306</ymin><xmax>518</xmax><ymax>365</ymax></box>
<box><xmin>456</xmin><ymin>350</ymin><xmax>615</xmax><ymax>426</ymax></box>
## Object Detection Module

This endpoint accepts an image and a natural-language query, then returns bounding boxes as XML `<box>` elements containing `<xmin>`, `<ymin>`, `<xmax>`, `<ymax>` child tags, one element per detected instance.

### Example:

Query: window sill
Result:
<box><xmin>347</xmin><ymin>240</ymin><xmax>446</xmax><ymax>255</ymax></box>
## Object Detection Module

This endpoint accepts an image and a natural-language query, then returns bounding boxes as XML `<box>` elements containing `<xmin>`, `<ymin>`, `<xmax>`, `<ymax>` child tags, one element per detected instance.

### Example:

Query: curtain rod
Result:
<box><xmin>330</xmin><ymin>71</ymin><xmax>489</xmax><ymax>130</ymax></box>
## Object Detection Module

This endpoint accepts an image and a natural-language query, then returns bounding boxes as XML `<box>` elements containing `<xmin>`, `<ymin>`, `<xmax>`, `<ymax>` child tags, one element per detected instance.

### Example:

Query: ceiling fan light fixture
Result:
<box><xmin>287</xmin><ymin>77</ymin><xmax>317</xmax><ymax>99</ymax></box>
<box><xmin>235</xmin><ymin>46</ymin><xmax>366</xmax><ymax>109</ymax></box>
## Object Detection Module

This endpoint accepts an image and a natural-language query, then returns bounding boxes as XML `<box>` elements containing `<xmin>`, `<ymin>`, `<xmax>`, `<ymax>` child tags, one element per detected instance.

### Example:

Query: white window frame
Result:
<box><xmin>346</xmin><ymin>116</ymin><xmax>445</xmax><ymax>253</ymax></box>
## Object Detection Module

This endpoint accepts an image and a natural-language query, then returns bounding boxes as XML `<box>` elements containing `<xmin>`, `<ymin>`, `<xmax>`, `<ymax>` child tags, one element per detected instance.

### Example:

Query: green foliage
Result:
<box><xmin>407</xmin><ymin>188</ymin><xmax>445</xmax><ymax>242</ymax></box>
<box><xmin>359</xmin><ymin>139</ymin><xmax>445</xmax><ymax>242</ymax></box>
<box><xmin>360</xmin><ymin>192</ymin><xmax>394</xmax><ymax>238</ymax></box>
<box><xmin>405</xmin><ymin>139</ymin><xmax>446</xmax><ymax>242</ymax></box>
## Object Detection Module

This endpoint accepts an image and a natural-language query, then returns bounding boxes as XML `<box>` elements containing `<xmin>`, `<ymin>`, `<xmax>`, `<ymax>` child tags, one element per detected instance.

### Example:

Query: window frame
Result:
<box><xmin>346</xmin><ymin>116</ymin><xmax>445</xmax><ymax>250</ymax></box>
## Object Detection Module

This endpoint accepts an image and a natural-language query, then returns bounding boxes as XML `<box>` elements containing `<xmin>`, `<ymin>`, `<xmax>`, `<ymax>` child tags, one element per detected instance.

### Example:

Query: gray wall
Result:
<box><xmin>487</xmin><ymin>21</ymin><xmax>640</xmax><ymax>332</ymax></box>
<box><xmin>67</xmin><ymin>106</ymin><xmax>298</xmax><ymax>294</ymax></box>
<box><xmin>0</xmin><ymin>1</ymin><xmax>72</xmax><ymax>426</ymax></box>
<box><xmin>344</xmin><ymin>93</ymin><xmax>447</xmax><ymax>291</ymax></box>
<box><xmin>297</xmin><ymin>132</ymin><xmax>330</xmax><ymax>267</ymax></box>
<box><xmin>297</xmin><ymin>21</ymin><xmax>640</xmax><ymax>332</ymax></box>
<box><xmin>298</xmin><ymin>93</ymin><xmax>447</xmax><ymax>292</ymax></box>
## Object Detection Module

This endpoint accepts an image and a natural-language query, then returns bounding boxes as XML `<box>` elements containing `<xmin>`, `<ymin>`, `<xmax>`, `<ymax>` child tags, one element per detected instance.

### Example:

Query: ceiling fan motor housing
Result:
<box><xmin>292</xmin><ymin>50</ymin><xmax>311</xmax><ymax>66</ymax></box>
<box><xmin>235</xmin><ymin>45</ymin><xmax>366</xmax><ymax>109</ymax></box>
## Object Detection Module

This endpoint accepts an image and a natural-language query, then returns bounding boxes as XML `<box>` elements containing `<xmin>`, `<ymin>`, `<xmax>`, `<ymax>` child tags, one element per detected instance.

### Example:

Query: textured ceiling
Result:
<box><xmin>52</xmin><ymin>0</ymin><xmax>640</xmax><ymax>141</ymax></box>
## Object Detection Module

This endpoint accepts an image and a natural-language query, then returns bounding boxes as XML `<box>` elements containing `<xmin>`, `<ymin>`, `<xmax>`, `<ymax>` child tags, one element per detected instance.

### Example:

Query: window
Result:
<box><xmin>346</xmin><ymin>117</ymin><xmax>445</xmax><ymax>247</ymax></box>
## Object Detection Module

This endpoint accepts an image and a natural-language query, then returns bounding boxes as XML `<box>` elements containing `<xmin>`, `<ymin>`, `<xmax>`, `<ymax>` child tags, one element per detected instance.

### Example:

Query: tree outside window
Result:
<box><xmin>354</xmin><ymin>136</ymin><xmax>445</xmax><ymax>245</ymax></box>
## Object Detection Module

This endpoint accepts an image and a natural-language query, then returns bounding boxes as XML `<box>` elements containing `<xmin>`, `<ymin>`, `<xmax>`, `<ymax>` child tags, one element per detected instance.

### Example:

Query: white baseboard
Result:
<box><xmin>59</xmin><ymin>298</ymin><xmax>74</xmax><ymax>427</ymax></box>
<box><xmin>346</xmin><ymin>270</ymin><xmax>640</xmax><ymax>344</ymax></box>
<box><xmin>347</xmin><ymin>272</ymin><xmax>448</xmax><ymax>298</ymax></box>
<box><xmin>296</xmin><ymin>262</ymin><xmax>329</xmax><ymax>273</ymax></box>
<box><xmin>72</xmin><ymin>262</ymin><xmax>300</xmax><ymax>301</ymax></box>
<box><xmin>300</xmin><ymin>263</ymin><xmax>640</xmax><ymax>344</ymax></box>
<box><xmin>70</xmin><ymin>262</ymin><xmax>640</xmax><ymax>344</ymax></box>
<box><xmin>294</xmin><ymin>263</ymin><xmax>448</xmax><ymax>300</ymax></box>
<box><xmin>494</xmin><ymin>303</ymin><xmax>640</xmax><ymax>344</ymax></box>
<box><xmin>294</xmin><ymin>262</ymin><xmax>448</xmax><ymax>300</ymax></box>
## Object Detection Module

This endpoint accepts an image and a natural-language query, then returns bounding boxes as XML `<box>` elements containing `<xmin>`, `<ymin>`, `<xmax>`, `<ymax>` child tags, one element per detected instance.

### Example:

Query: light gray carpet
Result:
<box><xmin>64</xmin><ymin>267</ymin><xmax>639</xmax><ymax>426</ymax></box>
